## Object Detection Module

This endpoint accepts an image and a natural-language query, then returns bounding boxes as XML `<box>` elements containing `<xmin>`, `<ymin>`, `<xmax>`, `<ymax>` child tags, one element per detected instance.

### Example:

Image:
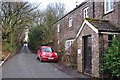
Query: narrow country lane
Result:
<box><xmin>2</xmin><ymin>46</ymin><xmax>73</xmax><ymax>78</ymax></box>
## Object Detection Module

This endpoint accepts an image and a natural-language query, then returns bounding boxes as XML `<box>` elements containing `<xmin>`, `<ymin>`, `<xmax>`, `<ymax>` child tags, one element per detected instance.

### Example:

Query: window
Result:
<box><xmin>84</xmin><ymin>7</ymin><xmax>89</xmax><ymax>18</ymax></box>
<box><xmin>108</xmin><ymin>35</ymin><xmax>113</xmax><ymax>46</ymax></box>
<box><xmin>104</xmin><ymin>0</ymin><xmax>114</xmax><ymax>14</ymax></box>
<box><xmin>65</xmin><ymin>39</ymin><xmax>74</xmax><ymax>50</ymax></box>
<box><xmin>58</xmin><ymin>40</ymin><xmax>60</xmax><ymax>44</ymax></box>
<box><xmin>68</xmin><ymin>17</ymin><xmax>73</xmax><ymax>27</ymax></box>
<box><xmin>57</xmin><ymin>23</ymin><xmax>60</xmax><ymax>33</ymax></box>
<box><xmin>42</xmin><ymin>47</ymin><xmax>54</xmax><ymax>52</ymax></box>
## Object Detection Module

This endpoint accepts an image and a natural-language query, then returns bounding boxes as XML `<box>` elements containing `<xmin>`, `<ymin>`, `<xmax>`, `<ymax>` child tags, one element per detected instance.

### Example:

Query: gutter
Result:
<box><xmin>100</xmin><ymin>32</ymin><xmax>120</xmax><ymax>35</ymax></box>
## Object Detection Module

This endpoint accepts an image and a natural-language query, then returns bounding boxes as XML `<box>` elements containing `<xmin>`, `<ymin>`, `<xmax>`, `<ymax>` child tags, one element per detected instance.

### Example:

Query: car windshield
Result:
<box><xmin>42</xmin><ymin>47</ymin><xmax>54</xmax><ymax>52</ymax></box>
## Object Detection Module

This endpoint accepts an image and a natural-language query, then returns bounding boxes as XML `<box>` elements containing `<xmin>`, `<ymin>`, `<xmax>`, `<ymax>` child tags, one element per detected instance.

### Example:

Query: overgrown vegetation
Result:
<box><xmin>28</xmin><ymin>25</ymin><xmax>45</xmax><ymax>51</ymax></box>
<box><xmin>1</xmin><ymin>1</ymin><xmax>66</xmax><ymax>59</ymax></box>
<box><xmin>28</xmin><ymin>2</ymin><xmax>66</xmax><ymax>52</ymax></box>
<box><xmin>1</xmin><ymin>1</ymin><xmax>38</xmax><ymax>54</ymax></box>
<box><xmin>62</xmin><ymin>40</ymin><xmax>77</xmax><ymax>69</ymax></box>
<box><xmin>102</xmin><ymin>37</ymin><xmax>120</xmax><ymax>78</ymax></box>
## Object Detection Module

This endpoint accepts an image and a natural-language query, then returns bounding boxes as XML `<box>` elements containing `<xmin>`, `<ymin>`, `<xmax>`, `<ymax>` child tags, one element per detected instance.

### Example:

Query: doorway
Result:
<box><xmin>83</xmin><ymin>35</ymin><xmax>92</xmax><ymax>73</ymax></box>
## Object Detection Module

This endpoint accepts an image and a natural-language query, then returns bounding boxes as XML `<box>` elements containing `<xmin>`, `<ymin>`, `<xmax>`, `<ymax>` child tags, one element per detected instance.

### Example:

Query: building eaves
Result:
<box><xmin>87</xmin><ymin>18</ymin><xmax>120</xmax><ymax>33</ymax></box>
<box><xmin>51</xmin><ymin>1</ymin><xmax>87</xmax><ymax>26</ymax></box>
<box><xmin>76</xmin><ymin>18</ymin><xmax>120</xmax><ymax>38</ymax></box>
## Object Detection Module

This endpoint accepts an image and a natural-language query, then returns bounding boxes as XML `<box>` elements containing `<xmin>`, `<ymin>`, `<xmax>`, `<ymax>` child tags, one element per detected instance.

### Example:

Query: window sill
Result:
<box><xmin>103</xmin><ymin>10</ymin><xmax>114</xmax><ymax>16</ymax></box>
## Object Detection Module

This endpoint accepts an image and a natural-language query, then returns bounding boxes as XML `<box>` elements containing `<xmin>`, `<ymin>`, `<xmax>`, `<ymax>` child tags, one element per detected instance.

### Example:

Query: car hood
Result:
<box><xmin>43</xmin><ymin>52</ymin><xmax>56</xmax><ymax>57</ymax></box>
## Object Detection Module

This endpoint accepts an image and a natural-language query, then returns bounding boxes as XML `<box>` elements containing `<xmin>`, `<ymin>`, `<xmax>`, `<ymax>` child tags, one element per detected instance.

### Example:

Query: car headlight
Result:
<box><xmin>55</xmin><ymin>53</ymin><xmax>58</xmax><ymax>56</ymax></box>
<box><xmin>43</xmin><ymin>52</ymin><xmax>46</xmax><ymax>56</ymax></box>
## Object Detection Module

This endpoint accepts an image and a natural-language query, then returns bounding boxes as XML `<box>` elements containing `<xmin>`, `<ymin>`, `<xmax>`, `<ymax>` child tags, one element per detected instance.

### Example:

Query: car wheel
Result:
<box><xmin>55</xmin><ymin>60</ymin><xmax>58</xmax><ymax>63</ymax></box>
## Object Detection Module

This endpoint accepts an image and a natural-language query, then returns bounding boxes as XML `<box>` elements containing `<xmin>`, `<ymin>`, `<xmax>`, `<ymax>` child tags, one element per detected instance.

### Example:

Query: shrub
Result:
<box><xmin>103</xmin><ymin>38</ymin><xmax>120</xmax><ymax>77</ymax></box>
<box><xmin>2</xmin><ymin>43</ymin><xmax>15</xmax><ymax>53</ymax></box>
<box><xmin>28</xmin><ymin>26</ymin><xmax>46</xmax><ymax>51</ymax></box>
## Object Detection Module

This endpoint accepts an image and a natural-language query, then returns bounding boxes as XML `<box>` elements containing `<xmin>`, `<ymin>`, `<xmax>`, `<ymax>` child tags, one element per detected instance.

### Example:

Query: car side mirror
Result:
<box><xmin>39</xmin><ymin>50</ymin><xmax>42</xmax><ymax>52</ymax></box>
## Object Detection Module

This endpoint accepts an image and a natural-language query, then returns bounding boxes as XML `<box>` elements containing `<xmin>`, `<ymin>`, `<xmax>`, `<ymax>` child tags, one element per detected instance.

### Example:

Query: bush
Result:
<box><xmin>3</xmin><ymin>43</ymin><xmax>15</xmax><ymax>53</ymax></box>
<box><xmin>28</xmin><ymin>26</ymin><xmax>45</xmax><ymax>51</ymax></box>
<box><xmin>57</xmin><ymin>51</ymin><xmax>63</xmax><ymax>61</ymax></box>
<box><xmin>103</xmin><ymin>38</ymin><xmax>120</xmax><ymax>77</ymax></box>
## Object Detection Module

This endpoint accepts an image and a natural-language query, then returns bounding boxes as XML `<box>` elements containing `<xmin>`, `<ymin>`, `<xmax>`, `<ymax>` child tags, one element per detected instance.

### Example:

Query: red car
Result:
<box><xmin>36</xmin><ymin>46</ymin><xmax>58</xmax><ymax>62</ymax></box>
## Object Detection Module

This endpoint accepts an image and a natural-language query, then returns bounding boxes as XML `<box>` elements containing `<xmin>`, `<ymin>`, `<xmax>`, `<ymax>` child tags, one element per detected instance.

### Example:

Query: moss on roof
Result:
<box><xmin>85</xmin><ymin>18</ymin><xmax>109</xmax><ymax>23</ymax></box>
<box><xmin>86</xmin><ymin>18</ymin><xmax>120</xmax><ymax>32</ymax></box>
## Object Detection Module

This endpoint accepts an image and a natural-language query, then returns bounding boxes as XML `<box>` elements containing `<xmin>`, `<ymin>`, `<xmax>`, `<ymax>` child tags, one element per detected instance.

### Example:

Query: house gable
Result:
<box><xmin>76</xmin><ymin>19</ymin><xmax>120</xmax><ymax>38</ymax></box>
<box><xmin>76</xmin><ymin>20</ymin><xmax>98</xmax><ymax>38</ymax></box>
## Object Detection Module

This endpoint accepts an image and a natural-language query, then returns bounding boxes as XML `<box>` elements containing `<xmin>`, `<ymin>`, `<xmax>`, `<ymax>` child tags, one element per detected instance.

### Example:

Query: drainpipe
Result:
<box><xmin>92</xmin><ymin>0</ymin><xmax>95</xmax><ymax>18</ymax></box>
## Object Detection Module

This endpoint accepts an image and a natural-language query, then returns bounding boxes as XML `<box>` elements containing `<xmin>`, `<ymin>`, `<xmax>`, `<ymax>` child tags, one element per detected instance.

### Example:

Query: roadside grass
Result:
<box><xmin>1</xmin><ymin>52</ymin><xmax>10</xmax><ymax>61</ymax></box>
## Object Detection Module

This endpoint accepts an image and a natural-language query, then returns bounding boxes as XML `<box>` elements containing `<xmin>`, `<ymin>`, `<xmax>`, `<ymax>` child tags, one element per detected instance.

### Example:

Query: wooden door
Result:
<box><xmin>84</xmin><ymin>35</ymin><xmax>92</xmax><ymax>72</ymax></box>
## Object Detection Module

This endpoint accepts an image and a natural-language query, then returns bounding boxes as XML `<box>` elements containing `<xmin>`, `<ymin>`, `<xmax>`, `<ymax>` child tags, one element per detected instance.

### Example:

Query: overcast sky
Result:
<box><xmin>26</xmin><ymin>0</ymin><xmax>85</xmax><ymax>12</ymax></box>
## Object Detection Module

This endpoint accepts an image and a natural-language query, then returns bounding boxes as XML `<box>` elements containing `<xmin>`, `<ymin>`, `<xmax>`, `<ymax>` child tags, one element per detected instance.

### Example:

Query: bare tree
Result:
<box><xmin>1</xmin><ymin>1</ymin><xmax>38</xmax><ymax>51</ymax></box>
<box><xmin>44</xmin><ymin>2</ymin><xmax>66</xmax><ymax>43</ymax></box>
<box><xmin>46</xmin><ymin>2</ymin><xmax>66</xmax><ymax>19</ymax></box>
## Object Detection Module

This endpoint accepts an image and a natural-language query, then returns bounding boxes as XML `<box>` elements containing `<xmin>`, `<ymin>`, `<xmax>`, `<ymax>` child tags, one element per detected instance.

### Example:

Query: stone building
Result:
<box><xmin>52</xmin><ymin>0</ymin><xmax>120</xmax><ymax>77</ymax></box>
<box><xmin>0</xmin><ymin>18</ymin><xmax>1</xmax><ymax>60</ymax></box>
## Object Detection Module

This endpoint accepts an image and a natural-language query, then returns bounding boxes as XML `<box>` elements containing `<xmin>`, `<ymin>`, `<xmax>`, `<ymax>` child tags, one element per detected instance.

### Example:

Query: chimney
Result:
<box><xmin>76</xmin><ymin>1</ymin><xmax>79</xmax><ymax>7</ymax></box>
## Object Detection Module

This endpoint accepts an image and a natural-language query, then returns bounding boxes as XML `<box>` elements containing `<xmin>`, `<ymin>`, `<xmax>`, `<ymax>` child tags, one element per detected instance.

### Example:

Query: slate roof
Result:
<box><xmin>87</xmin><ymin>19</ymin><xmax>120</xmax><ymax>33</ymax></box>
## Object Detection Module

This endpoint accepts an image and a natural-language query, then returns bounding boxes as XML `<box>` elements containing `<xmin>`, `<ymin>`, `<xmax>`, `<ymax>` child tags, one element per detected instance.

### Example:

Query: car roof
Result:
<box><xmin>40</xmin><ymin>46</ymin><xmax>52</xmax><ymax>48</ymax></box>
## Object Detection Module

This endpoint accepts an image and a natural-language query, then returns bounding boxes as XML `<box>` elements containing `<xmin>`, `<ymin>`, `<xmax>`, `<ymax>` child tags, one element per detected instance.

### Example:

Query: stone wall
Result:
<box><xmin>118</xmin><ymin>2</ymin><xmax>120</xmax><ymax>28</ymax></box>
<box><xmin>77</xmin><ymin>23</ymin><xmax>100</xmax><ymax>77</ymax></box>
<box><xmin>52</xmin><ymin>0</ymin><xmax>120</xmax><ymax>78</ymax></box>
<box><xmin>54</xmin><ymin>1</ymin><xmax>120</xmax><ymax>51</ymax></box>
<box><xmin>94</xmin><ymin>2</ymin><xmax>120</xmax><ymax>27</ymax></box>
<box><xmin>91</xmin><ymin>31</ymin><xmax>100</xmax><ymax>77</ymax></box>
<box><xmin>0</xmin><ymin>31</ymin><xmax>2</xmax><ymax>60</ymax></box>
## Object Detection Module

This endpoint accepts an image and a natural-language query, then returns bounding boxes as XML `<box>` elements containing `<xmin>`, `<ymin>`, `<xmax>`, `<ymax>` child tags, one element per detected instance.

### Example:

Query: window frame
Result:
<box><xmin>68</xmin><ymin>17</ymin><xmax>73</xmax><ymax>27</ymax></box>
<box><xmin>57</xmin><ymin>23</ymin><xmax>60</xmax><ymax>33</ymax></box>
<box><xmin>65</xmin><ymin>39</ymin><xmax>74</xmax><ymax>50</ymax></box>
<box><xmin>58</xmin><ymin>40</ymin><xmax>60</xmax><ymax>44</ymax></box>
<box><xmin>104</xmin><ymin>0</ymin><xmax>114</xmax><ymax>14</ymax></box>
<box><xmin>83</xmin><ymin>7</ymin><xmax>89</xmax><ymax>18</ymax></box>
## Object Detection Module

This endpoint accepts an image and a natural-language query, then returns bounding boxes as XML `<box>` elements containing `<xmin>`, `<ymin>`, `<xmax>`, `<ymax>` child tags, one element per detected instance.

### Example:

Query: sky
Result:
<box><xmin>26</xmin><ymin>0</ymin><xmax>85</xmax><ymax>12</ymax></box>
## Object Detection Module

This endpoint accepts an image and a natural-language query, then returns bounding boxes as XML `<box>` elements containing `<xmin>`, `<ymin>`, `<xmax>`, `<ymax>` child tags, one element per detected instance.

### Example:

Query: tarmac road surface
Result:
<box><xmin>2</xmin><ymin>46</ymin><xmax>73</xmax><ymax>78</ymax></box>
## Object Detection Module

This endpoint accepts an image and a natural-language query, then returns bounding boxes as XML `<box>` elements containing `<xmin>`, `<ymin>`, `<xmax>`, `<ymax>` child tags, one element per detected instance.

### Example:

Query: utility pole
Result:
<box><xmin>75</xmin><ymin>1</ymin><xmax>79</xmax><ymax>7</ymax></box>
